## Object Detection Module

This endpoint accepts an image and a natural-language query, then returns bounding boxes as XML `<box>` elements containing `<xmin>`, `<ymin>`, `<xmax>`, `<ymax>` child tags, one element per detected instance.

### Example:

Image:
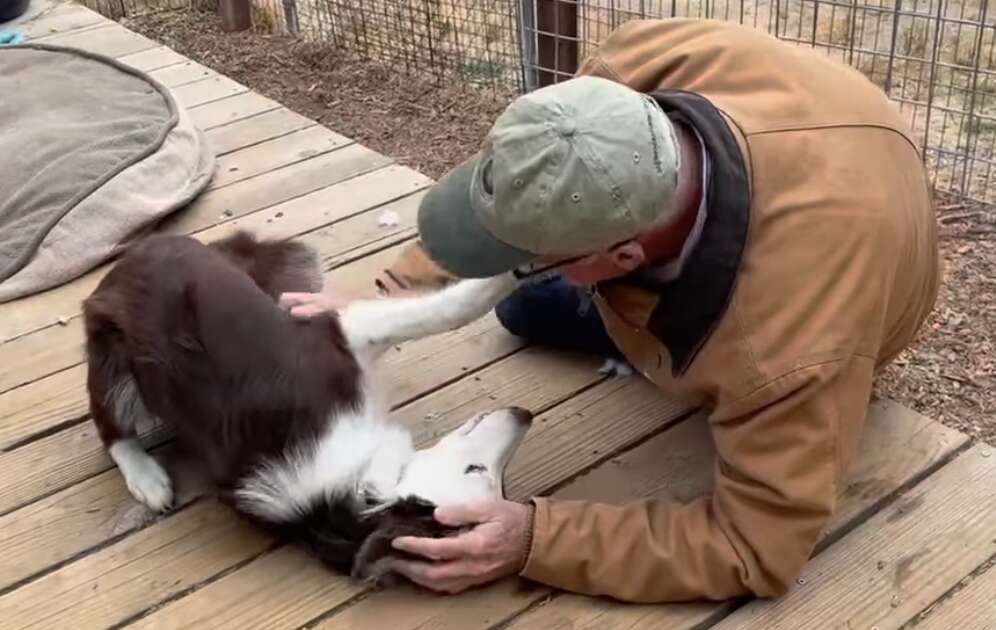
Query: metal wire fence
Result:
<box><xmin>82</xmin><ymin>0</ymin><xmax>994</xmax><ymax>206</ymax></box>
<box><xmin>271</xmin><ymin>0</ymin><xmax>995</xmax><ymax>207</ymax></box>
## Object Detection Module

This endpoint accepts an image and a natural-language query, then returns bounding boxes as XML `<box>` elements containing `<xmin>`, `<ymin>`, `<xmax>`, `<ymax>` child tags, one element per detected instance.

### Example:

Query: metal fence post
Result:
<box><xmin>519</xmin><ymin>0</ymin><xmax>540</xmax><ymax>91</ymax></box>
<box><xmin>518</xmin><ymin>0</ymin><xmax>579</xmax><ymax>91</ymax></box>
<box><xmin>536</xmin><ymin>0</ymin><xmax>579</xmax><ymax>86</ymax></box>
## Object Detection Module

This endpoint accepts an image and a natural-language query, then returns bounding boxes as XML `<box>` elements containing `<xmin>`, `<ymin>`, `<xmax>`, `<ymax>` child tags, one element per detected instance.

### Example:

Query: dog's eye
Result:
<box><xmin>464</xmin><ymin>464</ymin><xmax>487</xmax><ymax>474</ymax></box>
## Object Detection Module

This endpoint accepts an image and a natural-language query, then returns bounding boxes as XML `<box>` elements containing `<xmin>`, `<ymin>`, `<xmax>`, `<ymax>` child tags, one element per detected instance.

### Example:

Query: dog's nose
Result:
<box><xmin>507</xmin><ymin>406</ymin><xmax>533</xmax><ymax>426</ymax></box>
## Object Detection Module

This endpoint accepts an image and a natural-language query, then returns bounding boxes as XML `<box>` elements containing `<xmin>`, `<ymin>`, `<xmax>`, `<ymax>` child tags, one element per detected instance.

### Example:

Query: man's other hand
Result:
<box><xmin>278</xmin><ymin>290</ymin><xmax>355</xmax><ymax>319</ymax></box>
<box><xmin>389</xmin><ymin>500</ymin><xmax>531</xmax><ymax>594</ymax></box>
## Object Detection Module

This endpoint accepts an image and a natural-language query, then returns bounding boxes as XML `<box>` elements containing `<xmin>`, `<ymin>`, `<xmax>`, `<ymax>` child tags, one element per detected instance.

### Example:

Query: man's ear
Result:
<box><xmin>608</xmin><ymin>241</ymin><xmax>646</xmax><ymax>272</ymax></box>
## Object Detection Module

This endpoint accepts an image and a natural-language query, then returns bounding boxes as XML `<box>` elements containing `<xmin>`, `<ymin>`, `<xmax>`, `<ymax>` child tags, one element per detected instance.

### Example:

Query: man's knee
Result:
<box><xmin>495</xmin><ymin>290</ymin><xmax>532</xmax><ymax>338</ymax></box>
<box><xmin>494</xmin><ymin>278</ymin><xmax>571</xmax><ymax>340</ymax></box>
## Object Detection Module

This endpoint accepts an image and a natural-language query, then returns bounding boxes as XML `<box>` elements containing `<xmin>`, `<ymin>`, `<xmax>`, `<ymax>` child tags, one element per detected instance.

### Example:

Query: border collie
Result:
<box><xmin>81</xmin><ymin>231</ymin><xmax>527</xmax><ymax>584</ymax></box>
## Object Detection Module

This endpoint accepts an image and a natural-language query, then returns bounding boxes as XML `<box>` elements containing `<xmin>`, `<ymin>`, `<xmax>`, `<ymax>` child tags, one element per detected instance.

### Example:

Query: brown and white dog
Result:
<box><xmin>81</xmin><ymin>230</ymin><xmax>528</xmax><ymax>583</ymax></box>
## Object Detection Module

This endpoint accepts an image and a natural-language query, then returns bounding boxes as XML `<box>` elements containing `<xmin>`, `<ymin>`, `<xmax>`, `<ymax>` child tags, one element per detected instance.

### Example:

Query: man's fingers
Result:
<box><xmin>278</xmin><ymin>291</ymin><xmax>355</xmax><ymax>319</ymax></box>
<box><xmin>392</xmin><ymin>534</ymin><xmax>467</xmax><ymax>560</ymax></box>
<box><xmin>277</xmin><ymin>292</ymin><xmax>310</xmax><ymax>309</ymax></box>
<box><xmin>389</xmin><ymin>558</ymin><xmax>473</xmax><ymax>592</ymax></box>
<box><xmin>434</xmin><ymin>502</ymin><xmax>493</xmax><ymax>527</ymax></box>
<box><xmin>289</xmin><ymin>304</ymin><xmax>326</xmax><ymax>319</ymax></box>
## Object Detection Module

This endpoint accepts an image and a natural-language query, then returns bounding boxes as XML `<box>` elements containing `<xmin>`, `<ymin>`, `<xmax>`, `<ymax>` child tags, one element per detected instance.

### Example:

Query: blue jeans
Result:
<box><xmin>495</xmin><ymin>275</ymin><xmax>625</xmax><ymax>360</ymax></box>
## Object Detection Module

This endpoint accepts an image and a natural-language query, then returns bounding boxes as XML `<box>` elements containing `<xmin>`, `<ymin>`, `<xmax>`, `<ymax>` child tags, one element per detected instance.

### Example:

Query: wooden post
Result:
<box><xmin>536</xmin><ymin>0</ymin><xmax>578</xmax><ymax>87</ymax></box>
<box><xmin>282</xmin><ymin>0</ymin><xmax>300</xmax><ymax>34</ymax></box>
<box><xmin>219</xmin><ymin>0</ymin><xmax>251</xmax><ymax>32</ymax></box>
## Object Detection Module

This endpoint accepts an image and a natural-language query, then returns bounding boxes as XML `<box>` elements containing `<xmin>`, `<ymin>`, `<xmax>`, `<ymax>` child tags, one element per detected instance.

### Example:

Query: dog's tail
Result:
<box><xmin>209</xmin><ymin>230</ymin><xmax>324</xmax><ymax>301</ymax></box>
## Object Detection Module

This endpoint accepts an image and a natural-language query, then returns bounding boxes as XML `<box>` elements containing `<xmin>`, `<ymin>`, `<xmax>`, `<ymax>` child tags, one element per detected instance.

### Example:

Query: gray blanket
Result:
<box><xmin>0</xmin><ymin>43</ymin><xmax>215</xmax><ymax>303</ymax></box>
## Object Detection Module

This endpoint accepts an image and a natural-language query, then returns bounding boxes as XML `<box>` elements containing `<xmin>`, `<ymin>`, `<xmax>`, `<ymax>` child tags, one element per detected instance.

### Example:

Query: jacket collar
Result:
<box><xmin>600</xmin><ymin>89</ymin><xmax>752</xmax><ymax>376</ymax></box>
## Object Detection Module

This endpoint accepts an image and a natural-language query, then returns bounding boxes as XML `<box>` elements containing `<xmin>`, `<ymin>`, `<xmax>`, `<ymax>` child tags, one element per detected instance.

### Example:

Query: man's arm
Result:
<box><xmin>519</xmin><ymin>354</ymin><xmax>876</xmax><ymax>602</ymax></box>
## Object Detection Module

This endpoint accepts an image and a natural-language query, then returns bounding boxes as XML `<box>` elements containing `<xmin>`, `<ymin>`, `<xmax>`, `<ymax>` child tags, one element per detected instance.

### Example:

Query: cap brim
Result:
<box><xmin>417</xmin><ymin>154</ymin><xmax>537</xmax><ymax>278</ymax></box>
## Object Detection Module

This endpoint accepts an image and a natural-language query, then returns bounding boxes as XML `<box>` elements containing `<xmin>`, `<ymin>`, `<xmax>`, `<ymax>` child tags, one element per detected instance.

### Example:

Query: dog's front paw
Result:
<box><xmin>598</xmin><ymin>357</ymin><xmax>634</xmax><ymax>377</ymax></box>
<box><xmin>126</xmin><ymin>458</ymin><xmax>174</xmax><ymax>512</ymax></box>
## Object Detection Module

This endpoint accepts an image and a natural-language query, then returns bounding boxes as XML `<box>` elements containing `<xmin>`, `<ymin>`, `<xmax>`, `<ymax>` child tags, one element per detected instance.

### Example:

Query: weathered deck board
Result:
<box><xmin>913</xmin><ymin>562</ymin><xmax>996</xmax><ymax>630</ymax></box>
<box><xmin>206</xmin><ymin>109</ymin><xmax>318</xmax><ymax>156</ymax></box>
<box><xmin>0</xmin><ymin>500</ymin><xmax>273</xmax><ymax>630</ymax></box>
<box><xmin>147</xmin><ymin>60</ymin><xmax>217</xmax><ymax>88</ymax></box>
<box><xmin>12</xmin><ymin>1</ymin><xmax>104</xmax><ymax>39</ymax></box>
<box><xmin>210</xmin><ymin>126</ymin><xmax>352</xmax><ymax>188</ymax></box>
<box><xmin>171</xmin><ymin>75</ymin><xmax>248</xmax><ymax>109</ymax></box>
<box><xmin>710</xmin><ymin>444</ymin><xmax>995</xmax><ymax>630</ymax></box>
<box><xmin>0</xmin><ymin>364</ymin><xmax>87</xmax><ymax>452</ymax></box>
<box><xmin>188</xmin><ymin>91</ymin><xmax>283</xmax><ymax>129</ymax></box>
<box><xmin>117</xmin><ymin>46</ymin><xmax>187</xmax><ymax>72</ymax></box>
<box><xmin>36</xmin><ymin>21</ymin><xmax>158</xmax><ymax>57</ymax></box>
<box><xmin>128</xmin><ymin>544</ymin><xmax>364</xmax><ymax>630</ymax></box>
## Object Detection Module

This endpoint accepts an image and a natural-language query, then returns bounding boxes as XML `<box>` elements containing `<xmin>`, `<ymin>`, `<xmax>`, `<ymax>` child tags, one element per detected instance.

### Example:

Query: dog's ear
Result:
<box><xmin>209</xmin><ymin>230</ymin><xmax>323</xmax><ymax>299</ymax></box>
<box><xmin>350</xmin><ymin>496</ymin><xmax>458</xmax><ymax>587</ymax></box>
<box><xmin>374</xmin><ymin>240</ymin><xmax>459</xmax><ymax>297</ymax></box>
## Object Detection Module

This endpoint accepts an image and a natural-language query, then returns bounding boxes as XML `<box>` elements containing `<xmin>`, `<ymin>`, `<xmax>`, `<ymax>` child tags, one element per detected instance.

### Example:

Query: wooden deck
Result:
<box><xmin>2</xmin><ymin>3</ymin><xmax>995</xmax><ymax>628</ymax></box>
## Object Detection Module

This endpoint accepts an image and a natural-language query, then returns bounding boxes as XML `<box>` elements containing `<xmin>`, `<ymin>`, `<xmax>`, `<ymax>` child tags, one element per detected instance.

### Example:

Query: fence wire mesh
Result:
<box><xmin>276</xmin><ymin>0</ymin><xmax>995</xmax><ymax>207</ymax></box>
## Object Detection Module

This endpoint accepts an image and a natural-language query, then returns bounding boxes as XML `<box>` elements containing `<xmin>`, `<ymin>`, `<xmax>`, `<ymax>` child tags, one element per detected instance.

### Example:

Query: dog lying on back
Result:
<box><xmin>81</xmin><ymin>230</ymin><xmax>528</xmax><ymax>583</ymax></box>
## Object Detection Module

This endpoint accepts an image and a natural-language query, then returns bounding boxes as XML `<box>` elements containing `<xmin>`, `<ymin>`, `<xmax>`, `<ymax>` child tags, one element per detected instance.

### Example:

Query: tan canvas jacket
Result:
<box><xmin>381</xmin><ymin>18</ymin><xmax>939</xmax><ymax>604</ymax></box>
<box><xmin>513</xmin><ymin>18</ymin><xmax>940</xmax><ymax>602</ymax></box>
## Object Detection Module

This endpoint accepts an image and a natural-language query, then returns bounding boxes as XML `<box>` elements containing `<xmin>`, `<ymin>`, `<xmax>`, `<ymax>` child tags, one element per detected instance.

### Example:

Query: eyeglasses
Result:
<box><xmin>512</xmin><ymin>253</ymin><xmax>589</xmax><ymax>279</ymax></box>
<box><xmin>511</xmin><ymin>237</ymin><xmax>633</xmax><ymax>280</ymax></box>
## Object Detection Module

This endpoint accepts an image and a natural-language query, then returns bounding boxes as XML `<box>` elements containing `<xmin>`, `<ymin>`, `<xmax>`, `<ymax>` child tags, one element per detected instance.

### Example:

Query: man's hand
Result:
<box><xmin>390</xmin><ymin>500</ymin><xmax>532</xmax><ymax>595</ymax></box>
<box><xmin>278</xmin><ymin>290</ymin><xmax>355</xmax><ymax>319</ymax></box>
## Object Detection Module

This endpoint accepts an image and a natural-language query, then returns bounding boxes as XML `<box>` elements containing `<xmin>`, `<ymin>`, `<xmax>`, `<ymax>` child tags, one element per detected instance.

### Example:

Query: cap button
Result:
<box><xmin>557</xmin><ymin>118</ymin><xmax>576</xmax><ymax>137</ymax></box>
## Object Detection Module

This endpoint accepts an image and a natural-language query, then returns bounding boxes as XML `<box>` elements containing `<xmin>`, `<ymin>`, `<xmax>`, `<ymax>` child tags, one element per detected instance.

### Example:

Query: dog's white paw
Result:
<box><xmin>110</xmin><ymin>439</ymin><xmax>174</xmax><ymax>512</ymax></box>
<box><xmin>598</xmin><ymin>357</ymin><xmax>634</xmax><ymax>377</ymax></box>
<box><xmin>125</xmin><ymin>457</ymin><xmax>174</xmax><ymax>512</ymax></box>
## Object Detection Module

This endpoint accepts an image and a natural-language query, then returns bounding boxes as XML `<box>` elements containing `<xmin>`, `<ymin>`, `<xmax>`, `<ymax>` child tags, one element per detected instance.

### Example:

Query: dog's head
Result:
<box><xmin>287</xmin><ymin>406</ymin><xmax>534</xmax><ymax>585</ymax></box>
<box><xmin>353</xmin><ymin>405</ymin><xmax>534</xmax><ymax>584</ymax></box>
<box><xmin>393</xmin><ymin>406</ymin><xmax>533</xmax><ymax>507</ymax></box>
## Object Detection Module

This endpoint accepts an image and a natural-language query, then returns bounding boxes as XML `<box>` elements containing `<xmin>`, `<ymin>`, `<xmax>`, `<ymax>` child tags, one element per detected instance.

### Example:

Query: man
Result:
<box><xmin>283</xmin><ymin>18</ymin><xmax>939</xmax><ymax>603</ymax></box>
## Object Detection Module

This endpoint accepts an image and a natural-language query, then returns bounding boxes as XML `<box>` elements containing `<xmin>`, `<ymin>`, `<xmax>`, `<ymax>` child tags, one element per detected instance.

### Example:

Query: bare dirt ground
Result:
<box><xmin>123</xmin><ymin>8</ymin><xmax>995</xmax><ymax>444</ymax></box>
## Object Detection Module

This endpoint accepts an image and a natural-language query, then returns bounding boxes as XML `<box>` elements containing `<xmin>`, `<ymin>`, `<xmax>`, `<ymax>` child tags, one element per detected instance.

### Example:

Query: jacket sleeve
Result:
<box><xmin>519</xmin><ymin>354</ymin><xmax>876</xmax><ymax>603</ymax></box>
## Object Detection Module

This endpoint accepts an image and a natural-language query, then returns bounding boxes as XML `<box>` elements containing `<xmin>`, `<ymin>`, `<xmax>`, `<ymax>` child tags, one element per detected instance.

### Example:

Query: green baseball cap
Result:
<box><xmin>417</xmin><ymin>75</ymin><xmax>682</xmax><ymax>278</ymax></box>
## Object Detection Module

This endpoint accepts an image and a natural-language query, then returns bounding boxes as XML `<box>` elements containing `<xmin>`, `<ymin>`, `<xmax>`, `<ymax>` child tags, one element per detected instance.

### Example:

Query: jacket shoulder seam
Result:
<box><xmin>586</xmin><ymin>56</ymin><xmax>625</xmax><ymax>83</ymax></box>
<box><xmin>744</xmin><ymin>122</ymin><xmax>920</xmax><ymax>153</ymax></box>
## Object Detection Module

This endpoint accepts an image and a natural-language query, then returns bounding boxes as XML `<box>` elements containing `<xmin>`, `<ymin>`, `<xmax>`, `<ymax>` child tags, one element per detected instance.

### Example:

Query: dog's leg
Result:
<box><xmin>338</xmin><ymin>272</ymin><xmax>520</xmax><ymax>359</ymax></box>
<box><xmin>84</xmin><ymin>303</ymin><xmax>174</xmax><ymax>512</ymax></box>
<box><xmin>89</xmin><ymin>372</ymin><xmax>174</xmax><ymax>512</ymax></box>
